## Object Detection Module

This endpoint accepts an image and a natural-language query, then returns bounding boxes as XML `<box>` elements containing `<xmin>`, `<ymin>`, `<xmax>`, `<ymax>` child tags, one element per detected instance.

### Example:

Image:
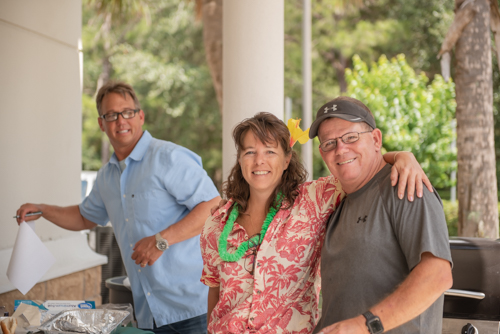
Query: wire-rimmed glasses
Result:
<box><xmin>244</xmin><ymin>234</ymin><xmax>261</xmax><ymax>275</ymax></box>
<box><xmin>319</xmin><ymin>130</ymin><xmax>373</xmax><ymax>152</ymax></box>
<box><xmin>99</xmin><ymin>109</ymin><xmax>140</xmax><ymax>122</ymax></box>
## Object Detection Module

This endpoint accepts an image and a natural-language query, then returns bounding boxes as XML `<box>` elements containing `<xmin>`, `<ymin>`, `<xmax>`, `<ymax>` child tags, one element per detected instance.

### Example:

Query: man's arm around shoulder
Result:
<box><xmin>131</xmin><ymin>196</ymin><xmax>221</xmax><ymax>266</ymax></box>
<box><xmin>160</xmin><ymin>196</ymin><xmax>222</xmax><ymax>246</ymax></box>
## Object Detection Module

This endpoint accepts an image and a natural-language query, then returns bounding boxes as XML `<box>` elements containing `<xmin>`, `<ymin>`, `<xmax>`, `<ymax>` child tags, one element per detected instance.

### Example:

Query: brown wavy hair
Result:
<box><xmin>223</xmin><ymin>112</ymin><xmax>308</xmax><ymax>212</ymax></box>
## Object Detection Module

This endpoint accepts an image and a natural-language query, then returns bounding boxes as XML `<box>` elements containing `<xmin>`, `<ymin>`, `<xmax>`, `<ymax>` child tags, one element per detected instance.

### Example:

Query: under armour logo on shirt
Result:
<box><xmin>357</xmin><ymin>215</ymin><xmax>368</xmax><ymax>224</ymax></box>
<box><xmin>324</xmin><ymin>105</ymin><xmax>337</xmax><ymax>113</ymax></box>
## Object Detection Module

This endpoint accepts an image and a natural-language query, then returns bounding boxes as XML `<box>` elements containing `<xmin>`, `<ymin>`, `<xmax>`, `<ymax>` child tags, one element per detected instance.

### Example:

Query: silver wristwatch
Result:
<box><xmin>155</xmin><ymin>233</ymin><xmax>169</xmax><ymax>251</ymax></box>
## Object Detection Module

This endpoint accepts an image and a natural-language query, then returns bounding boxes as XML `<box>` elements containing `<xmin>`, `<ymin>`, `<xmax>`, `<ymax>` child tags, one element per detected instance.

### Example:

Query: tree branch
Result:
<box><xmin>437</xmin><ymin>2</ymin><xmax>477</xmax><ymax>58</ymax></box>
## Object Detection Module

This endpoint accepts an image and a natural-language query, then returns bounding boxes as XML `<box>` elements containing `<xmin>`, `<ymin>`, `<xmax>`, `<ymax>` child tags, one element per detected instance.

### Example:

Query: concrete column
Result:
<box><xmin>0</xmin><ymin>0</ymin><xmax>106</xmax><ymax>295</ymax></box>
<box><xmin>222</xmin><ymin>0</ymin><xmax>284</xmax><ymax>181</ymax></box>
<box><xmin>302</xmin><ymin>0</ymin><xmax>313</xmax><ymax>180</ymax></box>
<box><xmin>0</xmin><ymin>0</ymin><xmax>82</xmax><ymax>246</ymax></box>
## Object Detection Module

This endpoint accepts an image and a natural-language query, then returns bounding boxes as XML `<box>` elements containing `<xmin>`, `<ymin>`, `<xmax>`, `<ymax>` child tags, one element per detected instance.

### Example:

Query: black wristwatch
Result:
<box><xmin>363</xmin><ymin>311</ymin><xmax>384</xmax><ymax>334</ymax></box>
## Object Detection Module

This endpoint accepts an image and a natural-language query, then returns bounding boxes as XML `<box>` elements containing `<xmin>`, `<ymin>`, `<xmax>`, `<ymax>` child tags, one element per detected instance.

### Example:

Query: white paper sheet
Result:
<box><xmin>7</xmin><ymin>222</ymin><xmax>56</xmax><ymax>295</ymax></box>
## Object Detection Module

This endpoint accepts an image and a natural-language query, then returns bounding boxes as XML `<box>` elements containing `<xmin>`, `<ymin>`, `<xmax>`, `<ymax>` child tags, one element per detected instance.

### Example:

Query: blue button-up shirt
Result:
<box><xmin>79</xmin><ymin>131</ymin><xmax>219</xmax><ymax>328</ymax></box>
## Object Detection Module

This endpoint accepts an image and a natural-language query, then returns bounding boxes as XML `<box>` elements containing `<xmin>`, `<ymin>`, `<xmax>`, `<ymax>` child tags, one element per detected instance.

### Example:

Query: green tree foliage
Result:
<box><xmin>81</xmin><ymin>0</ymin><xmax>495</xmax><ymax>192</ymax></box>
<box><xmin>82</xmin><ymin>94</ymin><xmax>103</xmax><ymax>171</ymax></box>
<box><xmin>346</xmin><ymin>54</ymin><xmax>456</xmax><ymax>188</ymax></box>
<box><xmin>284</xmin><ymin>0</ymin><xmax>457</xmax><ymax>180</ymax></box>
<box><xmin>380</xmin><ymin>0</ymin><xmax>455</xmax><ymax>75</ymax></box>
<box><xmin>285</xmin><ymin>1</ymin><xmax>406</xmax><ymax>105</ymax></box>
<box><xmin>443</xmin><ymin>199</ymin><xmax>500</xmax><ymax>237</ymax></box>
<box><xmin>284</xmin><ymin>0</ymin><xmax>455</xmax><ymax>105</ymax></box>
<box><xmin>81</xmin><ymin>0</ymin><xmax>222</xmax><ymax>189</ymax></box>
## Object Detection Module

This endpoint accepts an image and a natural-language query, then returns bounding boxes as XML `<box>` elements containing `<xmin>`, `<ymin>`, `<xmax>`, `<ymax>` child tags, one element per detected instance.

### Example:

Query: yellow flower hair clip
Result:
<box><xmin>287</xmin><ymin>118</ymin><xmax>310</xmax><ymax>148</ymax></box>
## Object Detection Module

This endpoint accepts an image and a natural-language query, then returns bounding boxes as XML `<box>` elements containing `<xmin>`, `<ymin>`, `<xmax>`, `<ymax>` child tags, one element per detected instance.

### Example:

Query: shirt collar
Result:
<box><xmin>109</xmin><ymin>130</ymin><xmax>152</xmax><ymax>165</ymax></box>
<box><xmin>213</xmin><ymin>199</ymin><xmax>235</xmax><ymax>230</ymax></box>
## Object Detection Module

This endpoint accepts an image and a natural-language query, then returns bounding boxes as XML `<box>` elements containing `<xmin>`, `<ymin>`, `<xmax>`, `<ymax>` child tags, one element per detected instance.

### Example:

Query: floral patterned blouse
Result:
<box><xmin>200</xmin><ymin>175</ymin><xmax>345</xmax><ymax>334</ymax></box>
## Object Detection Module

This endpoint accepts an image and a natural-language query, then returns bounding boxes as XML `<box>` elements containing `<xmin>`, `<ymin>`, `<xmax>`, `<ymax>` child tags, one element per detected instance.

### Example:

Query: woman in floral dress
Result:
<box><xmin>200</xmin><ymin>112</ymin><xmax>428</xmax><ymax>334</ymax></box>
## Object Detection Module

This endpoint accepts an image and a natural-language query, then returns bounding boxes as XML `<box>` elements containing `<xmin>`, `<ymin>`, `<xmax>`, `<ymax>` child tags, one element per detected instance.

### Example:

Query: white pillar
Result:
<box><xmin>302</xmin><ymin>0</ymin><xmax>313</xmax><ymax>181</ymax></box>
<box><xmin>0</xmin><ymin>0</ymin><xmax>106</xmax><ymax>294</ymax></box>
<box><xmin>0</xmin><ymin>0</ymin><xmax>82</xmax><ymax>247</ymax></box>
<box><xmin>222</xmin><ymin>0</ymin><xmax>284</xmax><ymax>181</ymax></box>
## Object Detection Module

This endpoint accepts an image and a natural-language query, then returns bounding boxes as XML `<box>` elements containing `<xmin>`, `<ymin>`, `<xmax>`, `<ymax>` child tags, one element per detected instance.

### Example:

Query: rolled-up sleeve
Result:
<box><xmin>161</xmin><ymin>146</ymin><xmax>219</xmax><ymax>210</ymax></box>
<box><xmin>200</xmin><ymin>214</ymin><xmax>223</xmax><ymax>287</ymax></box>
<box><xmin>79</xmin><ymin>172</ymin><xmax>109</xmax><ymax>226</ymax></box>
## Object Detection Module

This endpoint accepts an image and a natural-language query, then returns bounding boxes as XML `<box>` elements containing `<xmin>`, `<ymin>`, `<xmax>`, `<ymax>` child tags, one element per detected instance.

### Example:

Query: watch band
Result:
<box><xmin>155</xmin><ymin>233</ymin><xmax>169</xmax><ymax>251</ymax></box>
<box><xmin>363</xmin><ymin>311</ymin><xmax>384</xmax><ymax>334</ymax></box>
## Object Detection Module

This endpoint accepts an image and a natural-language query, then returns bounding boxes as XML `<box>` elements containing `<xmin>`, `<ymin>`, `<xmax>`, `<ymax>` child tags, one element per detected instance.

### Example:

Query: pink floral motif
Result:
<box><xmin>200</xmin><ymin>175</ymin><xmax>345</xmax><ymax>334</ymax></box>
<box><xmin>221</xmin><ymin>262</ymin><xmax>243</xmax><ymax>277</ymax></box>
<box><xmin>267</xmin><ymin>264</ymin><xmax>302</xmax><ymax>290</ymax></box>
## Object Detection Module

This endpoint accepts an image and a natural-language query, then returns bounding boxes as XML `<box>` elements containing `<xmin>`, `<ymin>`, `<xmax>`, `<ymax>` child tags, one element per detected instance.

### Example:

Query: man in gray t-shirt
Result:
<box><xmin>308</xmin><ymin>96</ymin><xmax>453</xmax><ymax>334</ymax></box>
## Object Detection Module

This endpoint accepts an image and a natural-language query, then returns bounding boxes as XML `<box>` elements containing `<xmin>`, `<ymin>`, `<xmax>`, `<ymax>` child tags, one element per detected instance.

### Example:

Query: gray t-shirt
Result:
<box><xmin>317</xmin><ymin>164</ymin><xmax>452</xmax><ymax>333</ymax></box>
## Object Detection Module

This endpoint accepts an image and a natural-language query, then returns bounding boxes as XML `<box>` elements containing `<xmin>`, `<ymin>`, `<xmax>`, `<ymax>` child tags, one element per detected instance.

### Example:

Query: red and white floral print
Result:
<box><xmin>200</xmin><ymin>175</ymin><xmax>344</xmax><ymax>334</ymax></box>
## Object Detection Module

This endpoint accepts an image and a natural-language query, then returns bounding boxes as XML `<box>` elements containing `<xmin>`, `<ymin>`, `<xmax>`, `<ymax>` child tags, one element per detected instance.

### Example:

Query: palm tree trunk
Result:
<box><xmin>97</xmin><ymin>13</ymin><xmax>112</xmax><ymax>165</ymax></box>
<box><xmin>98</xmin><ymin>56</ymin><xmax>111</xmax><ymax>166</ymax></box>
<box><xmin>200</xmin><ymin>0</ymin><xmax>223</xmax><ymax>115</ymax></box>
<box><xmin>455</xmin><ymin>0</ymin><xmax>499</xmax><ymax>238</ymax></box>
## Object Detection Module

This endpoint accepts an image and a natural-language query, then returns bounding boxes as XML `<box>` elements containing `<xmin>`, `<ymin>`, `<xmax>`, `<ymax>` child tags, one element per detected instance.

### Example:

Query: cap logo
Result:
<box><xmin>324</xmin><ymin>105</ymin><xmax>337</xmax><ymax>113</ymax></box>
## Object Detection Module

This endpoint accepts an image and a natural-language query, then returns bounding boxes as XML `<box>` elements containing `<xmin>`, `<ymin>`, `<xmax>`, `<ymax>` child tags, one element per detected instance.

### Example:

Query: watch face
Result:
<box><xmin>157</xmin><ymin>240</ymin><xmax>168</xmax><ymax>251</ymax></box>
<box><xmin>368</xmin><ymin>319</ymin><xmax>384</xmax><ymax>333</ymax></box>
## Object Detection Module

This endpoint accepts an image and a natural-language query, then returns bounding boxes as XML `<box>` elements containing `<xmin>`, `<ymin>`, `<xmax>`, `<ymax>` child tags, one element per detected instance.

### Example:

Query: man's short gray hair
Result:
<box><xmin>96</xmin><ymin>81</ymin><xmax>141</xmax><ymax>115</ymax></box>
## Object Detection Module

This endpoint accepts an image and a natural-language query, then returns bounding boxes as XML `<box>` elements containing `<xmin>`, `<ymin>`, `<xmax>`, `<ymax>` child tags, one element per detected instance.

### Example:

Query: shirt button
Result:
<box><xmin>256</xmin><ymin>290</ymin><xmax>261</xmax><ymax>294</ymax></box>
<box><xmin>130</xmin><ymin>244</ymin><xmax>133</xmax><ymax>248</ymax></box>
<box><xmin>126</xmin><ymin>218</ymin><xmax>129</xmax><ymax>222</ymax></box>
<box><xmin>257</xmin><ymin>262</ymin><xmax>261</xmax><ymax>267</ymax></box>
<box><xmin>147</xmin><ymin>292</ymin><xmax>151</xmax><ymax>296</ymax></box>
<box><xmin>132</xmin><ymin>194</ymin><xmax>134</xmax><ymax>198</ymax></box>
<box><xmin>138</xmin><ymin>269</ymin><xmax>141</xmax><ymax>272</ymax></box>
<box><xmin>250</xmin><ymin>317</ymin><xmax>254</xmax><ymax>321</ymax></box>
<box><xmin>123</xmin><ymin>194</ymin><xmax>126</xmax><ymax>198</ymax></box>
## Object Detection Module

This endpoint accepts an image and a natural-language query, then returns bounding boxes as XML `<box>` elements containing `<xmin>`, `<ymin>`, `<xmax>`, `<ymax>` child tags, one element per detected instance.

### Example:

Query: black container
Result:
<box><xmin>95</xmin><ymin>226</ymin><xmax>127</xmax><ymax>304</ymax></box>
<box><xmin>444</xmin><ymin>237</ymin><xmax>500</xmax><ymax>321</ymax></box>
<box><xmin>105</xmin><ymin>276</ymin><xmax>134</xmax><ymax>306</ymax></box>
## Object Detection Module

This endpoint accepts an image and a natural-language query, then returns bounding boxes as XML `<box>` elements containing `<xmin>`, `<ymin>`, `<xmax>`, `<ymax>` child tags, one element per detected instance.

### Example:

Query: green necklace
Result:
<box><xmin>218</xmin><ymin>196</ymin><xmax>282</xmax><ymax>262</ymax></box>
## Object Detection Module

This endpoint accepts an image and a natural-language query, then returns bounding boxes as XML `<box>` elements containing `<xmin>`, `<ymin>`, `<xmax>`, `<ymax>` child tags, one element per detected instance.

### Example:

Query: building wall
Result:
<box><xmin>0</xmin><ymin>0</ymin><xmax>106</xmax><ymax>298</ymax></box>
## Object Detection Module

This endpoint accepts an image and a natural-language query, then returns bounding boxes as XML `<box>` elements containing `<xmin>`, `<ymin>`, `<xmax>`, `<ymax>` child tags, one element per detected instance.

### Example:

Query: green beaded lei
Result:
<box><xmin>218</xmin><ymin>195</ymin><xmax>282</xmax><ymax>262</ymax></box>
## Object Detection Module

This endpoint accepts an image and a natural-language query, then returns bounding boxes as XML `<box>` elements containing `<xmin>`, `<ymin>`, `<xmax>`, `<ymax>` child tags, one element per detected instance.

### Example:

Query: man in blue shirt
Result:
<box><xmin>16</xmin><ymin>81</ymin><xmax>221</xmax><ymax>334</ymax></box>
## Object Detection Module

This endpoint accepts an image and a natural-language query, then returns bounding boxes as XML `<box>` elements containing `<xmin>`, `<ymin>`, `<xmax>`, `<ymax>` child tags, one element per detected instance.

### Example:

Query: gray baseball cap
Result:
<box><xmin>309</xmin><ymin>99</ymin><xmax>376</xmax><ymax>138</ymax></box>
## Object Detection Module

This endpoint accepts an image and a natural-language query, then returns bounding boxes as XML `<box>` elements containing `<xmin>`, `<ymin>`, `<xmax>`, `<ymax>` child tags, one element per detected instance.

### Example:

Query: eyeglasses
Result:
<box><xmin>319</xmin><ymin>130</ymin><xmax>373</xmax><ymax>152</ymax></box>
<box><xmin>244</xmin><ymin>234</ymin><xmax>261</xmax><ymax>275</ymax></box>
<box><xmin>99</xmin><ymin>109</ymin><xmax>140</xmax><ymax>122</ymax></box>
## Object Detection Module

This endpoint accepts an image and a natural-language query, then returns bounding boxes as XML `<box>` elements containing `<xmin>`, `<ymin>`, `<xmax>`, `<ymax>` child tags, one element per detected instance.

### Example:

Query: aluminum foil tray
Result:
<box><xmin>39</xmin><ymin>309</ymin><xmax>129</xmax><ymax>334</ymax></box>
